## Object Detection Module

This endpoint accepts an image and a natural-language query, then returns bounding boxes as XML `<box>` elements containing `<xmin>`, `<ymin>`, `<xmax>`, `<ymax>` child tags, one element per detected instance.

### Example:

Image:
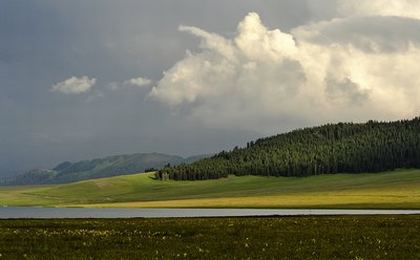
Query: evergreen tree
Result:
<box><xmin>158</xmin><ymin>117</ymin><xmax>420</xmax><ymax>180</ymax></box>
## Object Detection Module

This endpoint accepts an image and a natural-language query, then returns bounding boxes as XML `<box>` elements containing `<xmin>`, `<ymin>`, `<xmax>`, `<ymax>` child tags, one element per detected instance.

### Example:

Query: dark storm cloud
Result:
<box><xmin>0</xmin><ymin>0</ymin><xmax>310</xmax><ymax>175</ymax></box>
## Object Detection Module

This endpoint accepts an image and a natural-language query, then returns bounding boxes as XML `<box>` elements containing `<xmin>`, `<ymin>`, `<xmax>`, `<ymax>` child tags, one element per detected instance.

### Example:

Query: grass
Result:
<box><xmin>1</xmin><ymin>216</ymin><xmax>420</xmax><ymax>259</ymax></box>
<box><xmin>1</xmin><ymin>169</ymin><xmax>420</xmax><ymax>208</ymax></box>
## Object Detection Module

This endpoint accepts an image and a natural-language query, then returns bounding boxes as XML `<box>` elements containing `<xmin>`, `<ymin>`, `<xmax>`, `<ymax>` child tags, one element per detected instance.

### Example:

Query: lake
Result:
<box><xmin>1</xmin><ymin>207</ymin><xmax>420</xmax><ymax>218</ymax></box>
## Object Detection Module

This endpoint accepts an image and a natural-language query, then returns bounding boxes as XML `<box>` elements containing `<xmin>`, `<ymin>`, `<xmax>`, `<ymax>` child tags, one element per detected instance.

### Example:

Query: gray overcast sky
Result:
<box><xmin>0</xmin><ymin>0</ymin><xmax>311</xmax><ymax>175</ymax></box>
<box><xmin>2</xmin><ymin>0</ymin><xmax>420</xmax><ymax>176</ymax></box>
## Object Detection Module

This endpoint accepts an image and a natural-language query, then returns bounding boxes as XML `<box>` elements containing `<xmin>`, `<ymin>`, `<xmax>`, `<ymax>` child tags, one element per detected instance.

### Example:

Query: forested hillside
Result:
<box><xmin>157</xmin><ymin>118</ymin><xmax>420</xmax><ymax>180</ymax></box>
<box><xmin>4</xmin><ymin>153</ymin><xmax>208</xmax><ymax>185</ymax></box>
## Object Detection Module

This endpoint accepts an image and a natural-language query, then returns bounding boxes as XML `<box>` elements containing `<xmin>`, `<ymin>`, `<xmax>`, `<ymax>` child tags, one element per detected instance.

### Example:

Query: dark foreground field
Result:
<box><xmin>1</xmin><ymin>216</ymin><xmax>420</xmax><ymax>259</ymax></box>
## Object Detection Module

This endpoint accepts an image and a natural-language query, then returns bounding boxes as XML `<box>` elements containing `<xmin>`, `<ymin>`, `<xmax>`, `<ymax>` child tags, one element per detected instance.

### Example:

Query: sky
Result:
<box><xmin>1</xmin><ymin>0</ymin><xmax>420</xmax><ymax>176</ymax></box>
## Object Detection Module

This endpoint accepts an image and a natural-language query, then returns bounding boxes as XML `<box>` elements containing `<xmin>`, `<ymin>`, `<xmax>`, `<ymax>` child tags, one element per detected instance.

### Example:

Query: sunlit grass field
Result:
<box><xmin>1</xmin><ymin>169</ymin><xmax>420</xmax><ymax>208</ymax></box>
<box><xmin>1</xmin><ymin>216</ymin><xmax>420</xmax><ymax>259</ymax></box>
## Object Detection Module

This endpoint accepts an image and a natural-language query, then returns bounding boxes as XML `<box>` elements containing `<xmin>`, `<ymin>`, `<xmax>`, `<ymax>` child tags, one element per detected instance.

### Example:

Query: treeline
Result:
<box><xmin>157</xmin><ymin>118</ymin><xmax>420</xmax><ymax>180</ymax></box>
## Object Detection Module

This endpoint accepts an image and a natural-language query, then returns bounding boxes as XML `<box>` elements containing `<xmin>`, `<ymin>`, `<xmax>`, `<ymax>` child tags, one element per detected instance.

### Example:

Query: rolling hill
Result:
<box><xmin>158</xmin><ymin>118</ymin><xmax>420</xmax><ymax>180</ymax></box>
<box><xmin>3</xmin><ymin>153</ymin><xmax>209</xmax><ymax>186</ymax></box>
<box><xmin>1</xmin><ymin>169</ymin><xmax>420</xmax><ymax>208</ymax></box>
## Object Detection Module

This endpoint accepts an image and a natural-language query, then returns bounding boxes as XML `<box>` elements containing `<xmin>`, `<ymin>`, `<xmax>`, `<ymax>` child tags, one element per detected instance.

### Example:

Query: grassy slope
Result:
<box><xmin>7</xmin><ymin>153</ymin><xmax>186</xmax><ymax>185</ymax></box>
<box><xmin>1</xmin><ymin>169</ymin><xmax>420</xmax><ymax>208</ymax></box>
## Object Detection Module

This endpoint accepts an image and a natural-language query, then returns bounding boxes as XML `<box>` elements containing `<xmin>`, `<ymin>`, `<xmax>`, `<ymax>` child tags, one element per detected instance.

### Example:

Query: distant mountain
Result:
<box><xmin>4</xmin><ymin>153</ymin><xmax>210</xmax><ymax>186</ymax></box>
<box><xmin>158</xmin><ymin>117</ymin><xmax>420</xmax><ymax>180</ymax></box>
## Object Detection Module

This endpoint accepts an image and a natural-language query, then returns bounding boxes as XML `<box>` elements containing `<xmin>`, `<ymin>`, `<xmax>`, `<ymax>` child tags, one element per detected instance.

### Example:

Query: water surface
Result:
<box><xmin>1</xmin><ymin>207</ymin><xmax>420</xmax><ymax>218</ymax></box>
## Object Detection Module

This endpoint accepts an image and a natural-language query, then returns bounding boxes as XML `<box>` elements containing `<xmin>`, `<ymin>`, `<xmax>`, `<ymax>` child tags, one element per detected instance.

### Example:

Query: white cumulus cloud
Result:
<box><xmin>149</xmin><ymin>3</ymin><xmax>420</xmax><ymax>133</ymax></box>
<box><xmin>51</xmin><ymin>76</ymin><xmax>96</xmax><ymax>94</ymax></box>
<box><xmin>124</xmin><ymin>77</ymin><xmax>152</xmax><ymax>88</ymax></box>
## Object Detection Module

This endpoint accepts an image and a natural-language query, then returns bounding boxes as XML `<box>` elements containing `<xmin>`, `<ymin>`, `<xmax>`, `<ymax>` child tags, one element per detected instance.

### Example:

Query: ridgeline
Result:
<box><xmin>4</xmin><ymin>153</ymin><xmax>209</xmax><ymax>186</ymax></box>
<box><xmin>158</xmin><ymin>118</ymin><xmax>420</xmax><ymax>180</ymax></box>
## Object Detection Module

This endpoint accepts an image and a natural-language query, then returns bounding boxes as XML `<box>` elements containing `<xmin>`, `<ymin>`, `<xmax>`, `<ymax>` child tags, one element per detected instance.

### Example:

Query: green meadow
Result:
<box><xmin>1</xmin><ymin>216</ymin><xmax>420</xmax><ymax>259</ymax></box>
<box><xmin>1</xmin><ymin>169</ymin><xmax>420</xmax><ymax>208</ymax></box>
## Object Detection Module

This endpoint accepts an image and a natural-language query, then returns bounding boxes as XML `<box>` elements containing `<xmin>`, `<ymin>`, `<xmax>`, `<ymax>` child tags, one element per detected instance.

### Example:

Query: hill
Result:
<box><xmin>1</xmin><ymin>169</ymin><xmax>420</xmax><ymax>208</ymax></box>
<box><xmin>3</xmin><ymin>153</ymin><xmax>207</xmax><ymax>186</ymax></box>
<box><xmin>158</xmin><ymin>118</ymin><xmax>420</xmax><ymax>180</ymax></box>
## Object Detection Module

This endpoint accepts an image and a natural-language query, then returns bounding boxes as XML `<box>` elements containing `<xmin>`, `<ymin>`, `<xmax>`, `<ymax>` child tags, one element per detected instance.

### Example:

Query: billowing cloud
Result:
<box><xmin>51</xmin><ymin>76</ymin><xmax>96</xmax><ymax>94</ymax></box>
<box><xmin>124</xmin><ymin>77</ymin><xmax>152</xmax><ymax>88</ymax></box>
<box><xmin>336</xmin><ymin>0</ymin><xmax>420</xmax><ymax>19</ymax></box>
<box><xmin>307</xmin><ymin>0</ymin><xmax>420</xmax><ymax>21</ymax></box>
<box><xmin>149</xmin><ymin>7</ymin><xmax>420</xmax><ymax>132</ymax></box>
<box><xmin>294</xmin><ymin>16</ymin><xmax>420</xmax><ymax>53</ymax></box>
